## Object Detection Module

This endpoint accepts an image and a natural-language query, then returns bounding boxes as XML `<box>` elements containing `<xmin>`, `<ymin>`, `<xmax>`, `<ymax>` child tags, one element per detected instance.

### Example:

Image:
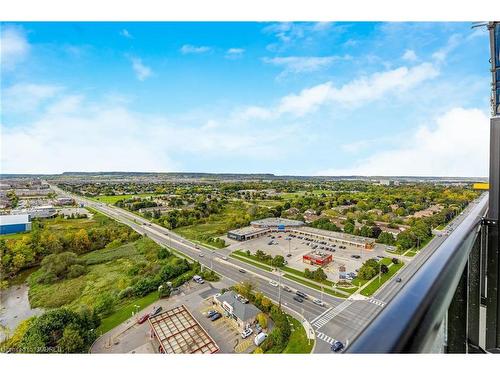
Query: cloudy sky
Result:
<box><xmin>0</xmin><ymin>22</ymin><xmax>491</xmax><ymax>176</ymax></box>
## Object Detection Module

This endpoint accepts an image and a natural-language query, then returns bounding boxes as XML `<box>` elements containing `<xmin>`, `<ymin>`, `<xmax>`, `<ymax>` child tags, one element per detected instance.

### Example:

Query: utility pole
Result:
<box><xmin>278</xmin><ymin>269</ymin><xmax>282</xmax><ymax>309</ymax></box>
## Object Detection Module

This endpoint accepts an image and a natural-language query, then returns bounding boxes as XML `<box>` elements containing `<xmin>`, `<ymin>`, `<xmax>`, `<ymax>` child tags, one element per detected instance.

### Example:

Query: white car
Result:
<box><xmin>313</xmin><ymin>299</ymin><xmax>326</xmax><ymax>307</ymax></box>
<box><xmin>241</xmin><ymin>328</ymin><xmax>253</xmax><ymax>339</ymax></box>
<box><xmin>269</xmin><ymin>280</ymin><xmax>279</xmax><ymax>287</ymax></box>
<box><xmin>222</xmin><ymin>256</ymin><xmax>228</xmax><ymax>260</ymax></box>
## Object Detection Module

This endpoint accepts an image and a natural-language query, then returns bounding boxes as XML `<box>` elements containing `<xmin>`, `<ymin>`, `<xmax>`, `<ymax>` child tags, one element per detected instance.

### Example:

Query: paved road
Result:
<box><xmin>51</xmin><ymin>185</ymin><xmax>486</xmax><ymax>353</ymax></box>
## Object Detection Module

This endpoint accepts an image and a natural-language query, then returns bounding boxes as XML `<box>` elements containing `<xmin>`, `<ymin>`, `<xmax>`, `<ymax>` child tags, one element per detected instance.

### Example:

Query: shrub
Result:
<box><xmin>67</xmin><ymin>264</ymin><xmax>86</xmax><ymax>279</ymax></box>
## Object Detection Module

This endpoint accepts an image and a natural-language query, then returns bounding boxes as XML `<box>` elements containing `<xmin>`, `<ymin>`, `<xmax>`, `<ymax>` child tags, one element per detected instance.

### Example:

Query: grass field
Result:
<box><xmin>172</xmin><ymin>202</ymin><xmax>249</xmax><ymax>248</ymax></box>
<box><xmin>360</xmin><ymin>261</ymin><xmax>405</xmax><ymax>297</ymax></box>
<box><xmin>97</xmin><ymin>291</ymin><xmax>159</xmax><ymax>335</ymax></box>
<box><xmin>282</xmin><ymin>316</ymin><xmax>314</xmax><ymax>354</ymax></box>
<box><xmin>283</xmin><ymin>274</ymin><xmax>348</xmax><ymax>298</ymax></box>
<box><xmin>0</xmin><ymin>231</ymin><xmax>30</xmax><ymax>240</ymax></box>
<box><xmin>28</xmin><ymin>238</ymin><xmax>189</xmax><ymax>311</ymax></box>
<box><xmin>230</xmin><ymin>253</ymin><xmax>273</xmax><ymax>272</ymax></box>
<box><xmin>91</xmin><ymin>193</ymin><xmax>159</xmax><ymax>205</ymax></box>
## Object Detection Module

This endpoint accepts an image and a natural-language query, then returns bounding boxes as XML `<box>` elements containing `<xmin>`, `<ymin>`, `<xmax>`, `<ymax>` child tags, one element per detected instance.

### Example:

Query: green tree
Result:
<box><xmin>271</xmin><ymin>255</ymin><xmax>285</xmax><ymax>268</ymax></box>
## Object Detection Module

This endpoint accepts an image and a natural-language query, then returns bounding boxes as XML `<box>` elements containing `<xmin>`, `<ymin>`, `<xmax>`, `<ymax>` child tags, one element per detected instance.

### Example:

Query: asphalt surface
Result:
<box><xmin>51</xmin><ymin>185</ymin><xmax>486</xmax><ymax>353</ymax></box>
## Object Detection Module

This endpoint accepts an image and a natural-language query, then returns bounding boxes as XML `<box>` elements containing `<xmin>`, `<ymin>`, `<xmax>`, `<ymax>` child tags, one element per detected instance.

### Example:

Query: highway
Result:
<box><xmin>51</xmin><ymin>185</ymin><xmax>486</xmax><ymax>353</ymax></box>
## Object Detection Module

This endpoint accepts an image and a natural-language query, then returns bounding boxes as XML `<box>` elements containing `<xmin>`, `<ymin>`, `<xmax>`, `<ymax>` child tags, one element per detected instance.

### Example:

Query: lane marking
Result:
<box><xmin>311</xmin><ymin>300</ymin><xmax>353</xmax><ymax>329</ymax></box>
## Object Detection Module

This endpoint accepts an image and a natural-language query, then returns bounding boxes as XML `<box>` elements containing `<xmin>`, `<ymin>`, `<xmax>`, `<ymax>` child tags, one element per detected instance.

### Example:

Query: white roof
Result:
<box><xmin>0</xmin><ymin>214</ymin><xmax>30</xmax><ymax>225</ymax></box>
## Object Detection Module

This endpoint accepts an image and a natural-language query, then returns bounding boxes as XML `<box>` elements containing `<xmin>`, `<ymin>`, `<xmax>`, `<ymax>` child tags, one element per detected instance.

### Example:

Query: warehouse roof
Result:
<box><xmin>0</xmin><ymin>214</ymin><xmax>30</xmax><ymax>225</ymax></box>
<box><xmin>250</xmin><ymin>217</ymin><xmax>304</xmax><ymax>227</ymax></box>
<box><xmin>148</xmin><ymin>305</ymin><xmax>219</xmax><ymax>354</ymax></box>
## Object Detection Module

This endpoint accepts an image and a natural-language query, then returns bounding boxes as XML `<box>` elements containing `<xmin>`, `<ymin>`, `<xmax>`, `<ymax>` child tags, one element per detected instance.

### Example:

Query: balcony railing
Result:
<box><xmin>346</xmin><ymin>194</ymin><xmax>498</xmax><ymax>353</ymax></box>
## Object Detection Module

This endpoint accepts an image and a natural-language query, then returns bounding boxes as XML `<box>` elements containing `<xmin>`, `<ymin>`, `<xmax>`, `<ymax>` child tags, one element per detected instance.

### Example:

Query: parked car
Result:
<box><xmin>293</xmin><ymin>295</ymin><xmax>304</xmax><ymax>303</ymax></box>
<box><xmin>269</xmin><ymin>280</ymin><xmax>279</xmax><ymax>287</ymax></box>
<box><xmin>137</xmin><ymin>313</ymin><xmax>150</xmax><ymax>324</ymax></box>
<box><xmin>313</xmin><ymin>299</ymin><xmax>326</xmax><ymax>307</ymax></box>
<box><xmin>206</xmin><ymin>310</ymin><xmax>218</xmax><ymax>318</ymax></box>
<box><xmin>331</xmin><ymin>340</ymin><xmax>344</xmax><ymax>352</ymax></box>
<box><xmin>210</xmin><ymin>312</ymin><xmax>222</xmax><ymax>321</ymax></box>
<box><xmin>286</xmin><ymin>253</ymin><xmax>292</xmax><ymax>257</ymax></box>
<box><xmin>241</xmin><ymin>328</ymin><xmax>253</xmax><ymax>339</ymax></box>
<box><xmin>193</xmin><ymin>275</ymin><xmax>204</xmax><ymax>284</ymax></box>
<box><xmin>150</xmin><ymin>306</ymin><xmax>162</xmax><ymax>317</ymax></box>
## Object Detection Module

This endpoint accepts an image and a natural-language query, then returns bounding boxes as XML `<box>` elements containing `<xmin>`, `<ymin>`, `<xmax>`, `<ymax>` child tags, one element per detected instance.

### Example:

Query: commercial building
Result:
<box><xmin>294</xmin><ymin>227</ymin><xmax>376</xmax><ymax>250</ymax></box>
<box><xmin>303</xmin><ymin>251</ymin><xmax>333</xmax><ymax>266</ymax></box>
<box><xmin>227</xmin><ymin>226</ymin><xmax>270</xmax><ymax>241</ymax></box>
<box><xmin>55</xmin><ymin>197</ymin><xmax>74</xmax><ymax>205</ymax></box>
<box><xmin>12</xmin><ymin>205</ymin><xmax>57</xmax><ymax>219</ymax></box>
<box><xmin>148</xmin><ymin>305</ymin><xmax>219</xmax><ymax>354</ymax></box>
<box><xmin>214</xmin><ymin>291</ymin><xmax>261</xmax><ymax>329</ymax></box>
<box><xmin>250</xmin><ymin>217</ymin><xmax>304</xmax><ymax>230</ymax></box>
<box><xmin>0</xmin><ymin>214</ymin><xmax>32</xmax><ymax>235</ymax></box>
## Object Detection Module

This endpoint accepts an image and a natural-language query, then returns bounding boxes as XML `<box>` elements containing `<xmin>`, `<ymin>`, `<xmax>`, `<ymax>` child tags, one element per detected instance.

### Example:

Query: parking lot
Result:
<box><xmin>227</xmin><ymin>230</ymin><xmax>392</xmax><ymax>281</ymax></box>
<box><xmin>91</xmin><ymin>278</ymin><xmax>262</xmax><ymax>354</ymax></box>
<box><xmin>198</xmin><ymin>299</ymin><xmax>258</xmax><ymax>353</ymax></box>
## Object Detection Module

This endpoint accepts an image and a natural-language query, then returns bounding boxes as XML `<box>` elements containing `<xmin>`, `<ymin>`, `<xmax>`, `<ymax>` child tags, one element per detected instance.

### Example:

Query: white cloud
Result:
<box><xmin>225</xmin><ymin>48</ymin><xmax>245</xmax><ymax>59</ymax></box>
<box><xmin>1</xmin><ymin>91</ymin><xmax>305</xmax><ymax>174</ymax></box>
<box><xmin>262</xmin><ymin>22</ymin><xmax>336</xmax><ymax>52</ymax></box>
<box><xmin>180</xmin><ymin>44</ymin><xmax>212</xmax><ymax>54</ymax></box>
<box><xmin>130</xmin><ymin>57</ymin><xmax>152</xmax><ymax>81</ymax></box>
<box><xmin>2</xmin><ymin>83</ymin><xmax>62</xmax><ymax>113</ymax></box>
<box><xmin>432</xmin><ymin>33</ymin><xmax>462</xmax><ymax>62</ymax></box>
<box><xmin>318</xmin><ymin>108</ymin><xmax>489</xmax><ymax>177</ymax></box>
<box><xmin>262</xmin><ymin>56</ymin><xmax>342</xmax><ymax>77</ymax></box>
<box><xmin>0</xmin><ymin>25</ymin><xmax>30</xmax><ymax>69</ymax></box>
<box><xmin>239</xmin><ymin>61</ymin><xmax>439</xmax><ymax>120</ymax></box>
<box><xmin>120</xmin><ymin>29</ymin><xmax>133</xmax><ymax>39</ymax></box>
<box><xmin>402</xmin><ymin>49</ymin><xmax>418</xmax><ymax>62</ymax></box>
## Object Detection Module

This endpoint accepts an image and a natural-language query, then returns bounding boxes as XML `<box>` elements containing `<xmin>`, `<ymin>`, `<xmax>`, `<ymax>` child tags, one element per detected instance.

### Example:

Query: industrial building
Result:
<box><xmin>303</xmin><ymin>250</ymin><xmax>333</xmax><ymax>266</ymax></box>
<box><xmin>214</xmin><ymin>291</ymin><xmax>261</xmax><ymax>329</ymax></box>
<box><xmin>12</xmin><ymin>205</ymin><xmax>56</xmax><ymax>219</ymax></box>
<box><xmin>0</xmin><ymin>214</ymin><xmax>32</xmax><ymax>235</ymax></box>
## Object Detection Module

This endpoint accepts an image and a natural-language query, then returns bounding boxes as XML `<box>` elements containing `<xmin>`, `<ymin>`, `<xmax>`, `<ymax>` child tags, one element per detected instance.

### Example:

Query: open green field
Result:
<box><xmin>28</xmin><ymin>238</ymin><xmax>191</xmax><ymax>312</ymax></box>
<box><xmin>172</xmin><ymin>202</ymin><xmax>249</xmax><ymax>247</ymax></box>
<box><xmin>97</xmin><ymin>291</ymin><xmax>159</xmax><ymax>335</ymax></box>
<box><xmin>0</xmin><ymin>231</ymin><xmax>30</xmax><ymax>240</ymax></box>
<box><xmin>360</xmin><ymin>261</ymin><xmax>405</xmax><ymax>297</ymax></box>
<box><xmin>90</xmin><ymin>193</ymin><xmax>159</xmax><ymax>205</ymax></box>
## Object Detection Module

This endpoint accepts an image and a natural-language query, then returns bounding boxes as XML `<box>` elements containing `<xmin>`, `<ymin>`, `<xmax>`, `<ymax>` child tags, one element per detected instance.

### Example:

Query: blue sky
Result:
<box><xmin>0</xmin><ymin>22</ymin><xmax>491</xmax><ymax>176</ymax></box>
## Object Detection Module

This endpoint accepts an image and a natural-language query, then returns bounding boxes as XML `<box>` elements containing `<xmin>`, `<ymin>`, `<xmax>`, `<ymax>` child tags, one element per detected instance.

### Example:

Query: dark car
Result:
<box><xmin>331</xmin><ymin>340</ymin><xmax>344</xmax><ymax>352</ymax></box>
<box><xmin>293</xmin><ymin>295</ymin><xmax>304</xmax><ymax>303</ymax></box>
<box><xmin>296</xmin><ymin>290</ymin><xmax>307</xmax><ymax>299</ymax></box>
<box><xmin>206</xmin><ymin>310</ymin><xmax>218</xmax><ymax>318</ymax></box>
<box><xmin>150</xmin><ymin>306</ymin><xmax>162</xmax><ymax>317</ymax></box>
<box><xmin>395</xmin><ymin>277</ymin><xmax>402</xmax><ymax>283</ymax></box>
<box><xmin>210</xmin><ymin>312</ymin><xmax>222</xmax><ymax>321</ymax></box>
<box><xmin>286</xmin><ymin>253</ymin><xmax>292</xmax><ymax>257</ymax></box>
<box><xmin>238</xmin><ymin>268</ymin><xmax>246</xmax><ymax>273</ymax></box>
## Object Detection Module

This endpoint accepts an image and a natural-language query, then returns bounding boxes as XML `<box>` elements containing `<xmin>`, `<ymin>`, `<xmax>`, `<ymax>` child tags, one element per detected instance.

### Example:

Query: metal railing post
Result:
<box><xmin>446</xmin><ymin>261</ymin><xmax>468</xmax><ymax>353</ymax></box>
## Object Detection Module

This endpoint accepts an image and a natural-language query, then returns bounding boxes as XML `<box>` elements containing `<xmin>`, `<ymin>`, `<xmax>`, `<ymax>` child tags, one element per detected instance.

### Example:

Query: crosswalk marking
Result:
<box><xmin>368</xmin><ymin>298</ymin><xmax>386</xmax><ymax>307</ymax></box>
<box><xmin>311</xmin><ymin>300</ymin><xmax>353</xmax><ymax>329</ymax></box>
<box><xmin>316</xmin><ymin>331</ymin><xmax>336</xmax><ymax>345</ymax></box>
